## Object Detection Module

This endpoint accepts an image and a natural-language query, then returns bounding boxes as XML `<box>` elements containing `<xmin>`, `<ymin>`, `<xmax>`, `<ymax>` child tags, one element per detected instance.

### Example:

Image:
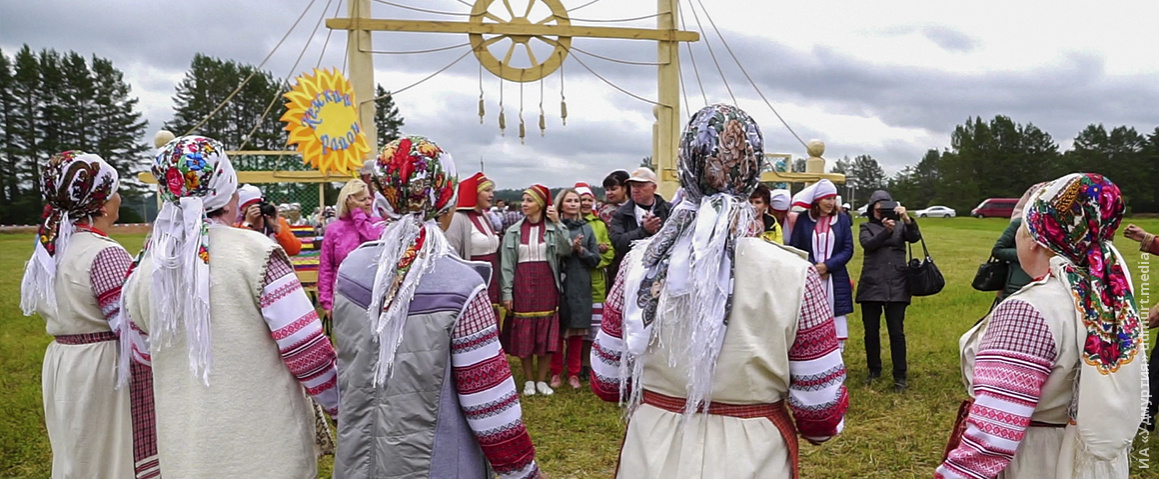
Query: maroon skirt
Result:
<box><xmin>505</xmin><ymin>260</ymin><xmax>560</xmax><ymax>358</ymax></box>
<box><xmin>472</xmin><ymin>252</ymin><xmax>501</xmax><ymax>306</ymax></box>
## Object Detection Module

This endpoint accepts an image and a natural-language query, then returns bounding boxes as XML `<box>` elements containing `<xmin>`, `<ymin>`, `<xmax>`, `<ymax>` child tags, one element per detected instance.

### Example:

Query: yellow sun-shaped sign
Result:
<box><xmin>280</xmin><ymin>68</ymin><xmax>370</xmax><ymax>175</ymax></box>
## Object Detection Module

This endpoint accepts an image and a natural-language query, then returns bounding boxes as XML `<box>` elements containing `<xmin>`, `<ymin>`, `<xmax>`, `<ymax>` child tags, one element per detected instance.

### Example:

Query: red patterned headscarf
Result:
<box><xmin>367</xmin><ymin>135</ymin><xmax>459</xmax><ymax>386</ymax></box>
<box><xmin>21</xmin><ymin>151</ymin><xmax>120</xmax><ymax>316</ymax></box>
<box><xmin>1022</xmin><ymin>172</ymin><xmax>1142</xmax><ymax>469</ymax></box>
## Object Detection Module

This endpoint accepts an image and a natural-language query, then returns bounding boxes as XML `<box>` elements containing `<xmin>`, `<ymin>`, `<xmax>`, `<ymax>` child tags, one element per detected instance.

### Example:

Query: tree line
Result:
<box><xmin>0</xmin><ymin>46</ymin><xmax>148</xmax><ymax>224</ymax></box>
<box><xmin>0</xmin><ymin>46</ymin><xmax>405</xmax><ymax>224</ymax></box>
<box><xmin>882</xmin><ymin>116</ymin><xmax>1159</xmax><ymax>215</ymax></box>
<box><xmin>2</xmin><ymin>43</ymin><xmax>1157</xmax><ymax>224</ymax></box>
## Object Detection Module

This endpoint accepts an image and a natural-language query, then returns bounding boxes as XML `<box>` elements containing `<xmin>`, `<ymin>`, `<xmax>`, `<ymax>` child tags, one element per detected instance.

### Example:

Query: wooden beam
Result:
<box><xmin>760</xmin><ymin>171</ymin><xmax>847</xmax><ymax>184</ymax></box>
<box><xmin>326</xmin><ymin>18</ymin><xmax>699</xmax><ymax>42</ymax></box>
<box><xmin>225</xmin><ymin>150</ymin><xmax>302</xmax><ymax>156</ymax></box>
<box><xmin>139</xmin><ymin>170</ymin><xmax>355</xmax><ymax>185</ymax></box>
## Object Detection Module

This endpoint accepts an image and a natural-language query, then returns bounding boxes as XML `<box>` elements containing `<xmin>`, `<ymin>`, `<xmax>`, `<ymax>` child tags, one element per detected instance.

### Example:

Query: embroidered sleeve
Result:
<box><xmin>590</xmin><ymin>270</ymin><xmax>627</xmax><ymax>403</ymax></box>
<box><xmin>90</xmin><ymin>246</ymin><xmax>133</xmax><ymax>323</ymax></box>
<box><xmin>788</xmin><ymin>267</ymin><xmax>849</xmax><ymax>442</ymax></box>
<box><xmin>936</xmin><ymin>299</ymin><xmax>1057</xmax><ymax>479</ymax></box>
<box><xmin>260</xmin><ymin>251</ymin><xmax>340</xmax><ymax>416</ymax></box>
<box><xmin>451</xmin><ymin>291</ymin><xmax>539</xmax><ymax>479</ymax></box>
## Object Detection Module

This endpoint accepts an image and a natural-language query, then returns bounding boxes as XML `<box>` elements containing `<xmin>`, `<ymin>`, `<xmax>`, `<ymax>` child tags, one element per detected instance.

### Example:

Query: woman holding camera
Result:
<box><xmin>855</xmin><ymin>190</ymin><xmax>921</xmax><ymax>392</ymax></box>
<box><xmin>318</xmin><ymin>179</ymin><xmax>385</xmax><ymax>321</ymax></box>
<box><xmin>237</xmin><ymin>184</ymin><xmax>302</xmax><ymax>255</ymax></box>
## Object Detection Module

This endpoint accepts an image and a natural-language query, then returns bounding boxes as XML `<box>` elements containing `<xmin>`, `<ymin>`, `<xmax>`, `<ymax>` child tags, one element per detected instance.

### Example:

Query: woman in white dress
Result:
<box><xmin>937</xmin><ymin>173</ymin><xmax>1145</xmax><ymax>479</ymax></box>
<box><xmin>21</xmin><ymin>151</ymin><xmax>139</xmax><ymax>478</ymax></box>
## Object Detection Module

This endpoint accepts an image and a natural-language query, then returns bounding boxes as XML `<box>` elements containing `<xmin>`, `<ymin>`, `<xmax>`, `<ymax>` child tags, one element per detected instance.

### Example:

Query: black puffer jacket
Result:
<box><xmin>855</xmin><ymin>190</ymin><xmax>922</xmax><ymax>304</ymax></box>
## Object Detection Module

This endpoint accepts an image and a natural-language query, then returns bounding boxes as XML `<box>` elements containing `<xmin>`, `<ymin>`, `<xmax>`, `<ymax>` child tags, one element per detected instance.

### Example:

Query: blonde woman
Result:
<box><xmin>319</xmin><ymin>179</ymin><xmax>385</xmax><ymax>320</ymax></box>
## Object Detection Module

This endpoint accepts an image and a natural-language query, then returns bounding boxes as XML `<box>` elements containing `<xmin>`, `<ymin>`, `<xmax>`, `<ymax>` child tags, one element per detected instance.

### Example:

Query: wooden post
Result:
<box><xmin>654</xmin><ymin>0</ymin><xmax>681</xmax><ymax>199</ymax></box>
<box><xmin>318</xmin><ymin>182</ymin><xmax>326</xmax><ymax>213</ymax></box>
<box><xmin>347</xmin><ymin>0</ymin><xmax>377</xmax><ymax>156</ymax></box>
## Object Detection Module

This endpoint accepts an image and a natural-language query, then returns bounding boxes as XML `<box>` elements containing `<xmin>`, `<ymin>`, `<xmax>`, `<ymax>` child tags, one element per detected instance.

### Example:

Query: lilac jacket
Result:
<box><xmin>319</xmin><ymin>209</ymin><xmax>384</xmax><ymax>310</ymax></box>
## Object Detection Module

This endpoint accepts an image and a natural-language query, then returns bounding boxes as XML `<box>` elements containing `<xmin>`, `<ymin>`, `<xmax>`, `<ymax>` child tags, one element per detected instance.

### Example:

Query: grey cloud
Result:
<box><xmin>880</xmin><ymin>25</ymin><xmax>978</xmax><ymax>53</ymax></box>
<box><xmin>5</xmin><ymin>0</ymin><xmax>1159</xmax><ymax>190</ymax></box>
<box><xmin>921</xmin><ymin>26</ymin><xmax>978</xmax><ymax>53</ymax></box>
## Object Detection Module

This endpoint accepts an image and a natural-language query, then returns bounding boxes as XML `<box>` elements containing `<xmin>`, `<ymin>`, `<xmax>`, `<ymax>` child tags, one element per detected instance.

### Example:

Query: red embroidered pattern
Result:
<box><xmin>453</xmin><ymin>354</ymin><xmax>512</xmax><ymax>394</ymax></box>
<box><xmin>271</xmin><ymin>311</ymin><xmax>321</xmax><ymax>341</ymax></box>
<box><xmin>260</xmin><ymin>280</ymin><xmax>304</xmax><ymax>308</ymax></box>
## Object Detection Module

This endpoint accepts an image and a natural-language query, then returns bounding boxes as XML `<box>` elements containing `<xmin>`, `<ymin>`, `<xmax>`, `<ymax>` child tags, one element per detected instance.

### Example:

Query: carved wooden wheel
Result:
<box><xmin>470</xmin><ymin>0</ymin><xmax>571</xmax><ymax>82</ymax></box>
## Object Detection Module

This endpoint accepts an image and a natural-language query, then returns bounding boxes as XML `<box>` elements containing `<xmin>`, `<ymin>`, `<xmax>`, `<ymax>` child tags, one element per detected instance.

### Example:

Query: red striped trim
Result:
<box><xmin>55</xmin><ymin>331</ymin><xmax>117</xmax><ymax>344</ymax></box>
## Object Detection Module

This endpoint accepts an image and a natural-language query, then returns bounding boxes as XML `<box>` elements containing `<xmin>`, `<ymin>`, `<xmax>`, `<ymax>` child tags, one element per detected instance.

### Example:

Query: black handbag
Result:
<box><xmin>971</xmin><ymin>256</ymin><xmax>1008</xmax><ymax>292</ymax></box>
<box><xmin>907</xmin><ymin>236</ymin><xmax>945</xmax><ymax>296</ymax></box>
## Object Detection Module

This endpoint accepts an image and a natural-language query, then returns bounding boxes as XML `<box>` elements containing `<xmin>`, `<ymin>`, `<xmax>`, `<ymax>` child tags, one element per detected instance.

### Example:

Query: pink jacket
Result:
<box><xmin>318</xmin><ymin>209</ymin><xmax>384</xmax><ymax>310</ymax></box>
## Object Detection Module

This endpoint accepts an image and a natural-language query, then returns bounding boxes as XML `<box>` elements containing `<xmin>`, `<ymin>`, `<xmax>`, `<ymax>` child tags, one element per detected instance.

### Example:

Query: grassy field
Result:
<box><xmin>2</xmin><ymin>218</ymin><xmax>1158</xmax><ymax>478</ymax></box>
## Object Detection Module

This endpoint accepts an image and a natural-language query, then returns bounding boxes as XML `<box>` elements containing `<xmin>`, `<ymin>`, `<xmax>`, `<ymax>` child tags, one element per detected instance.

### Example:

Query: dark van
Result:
<box><xmin>971</xmin><ymin>198</ymin><xmax>1019</xmax><ymax>218</ymax></box>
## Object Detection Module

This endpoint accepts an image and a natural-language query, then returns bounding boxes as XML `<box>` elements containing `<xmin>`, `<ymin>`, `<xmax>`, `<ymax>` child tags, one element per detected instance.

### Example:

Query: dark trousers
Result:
<box><xmin>862</xmin><ymin>301</ymin><xmax>908</xmax><ymax>381</ymax></box>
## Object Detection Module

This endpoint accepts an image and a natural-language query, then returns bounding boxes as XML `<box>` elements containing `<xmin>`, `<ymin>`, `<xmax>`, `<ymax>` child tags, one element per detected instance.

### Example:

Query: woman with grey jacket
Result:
<box><xmin>500</xmin><ymin>184</ymin><xmax>572</xmax><ymax>397</ymax></box>
<box><xmin>548</xmin><ymin>188</ymin><xmax>601</xmax><ymax>389</ymax></box>
<box><xmin>855</xmin><ymin>190</ymin><xmax>921</xmax><ymax>392</ymax></box>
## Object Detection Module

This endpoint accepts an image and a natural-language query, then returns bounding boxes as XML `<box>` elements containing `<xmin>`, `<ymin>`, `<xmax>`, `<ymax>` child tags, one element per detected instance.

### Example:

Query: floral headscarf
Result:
<box><xmin>367</xmin><ymin>135</ymin><xmax>458</xmax><ymax>386</ymax></box>
<box><xmin>621</xmin><ymin>104</ymin><xmax>763</xmax><ymax>418</ymax></box>
<box><xmin>141</xmin><ymin>135</ymin><xmax>237</xmax><ymax>384</ymax></box>
<box><xmin>21</xmin><ymin>151</ymin><xmax>120</xmax><ymax>316</ymax></box>
<box><xmin>1023</xmin><ymin>173</ymin><xmax>1143</xmax><ymax>471</ymax></box>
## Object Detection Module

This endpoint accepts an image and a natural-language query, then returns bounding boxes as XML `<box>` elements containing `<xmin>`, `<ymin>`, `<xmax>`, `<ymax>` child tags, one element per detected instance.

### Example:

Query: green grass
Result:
<box><xmin>3</xmin><ymin>220</ymin><xmax>1159</xmax><ymax>478</ymax></box>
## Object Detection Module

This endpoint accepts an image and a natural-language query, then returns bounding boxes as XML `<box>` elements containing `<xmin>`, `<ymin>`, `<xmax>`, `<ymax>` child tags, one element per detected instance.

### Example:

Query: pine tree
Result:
<box><xmin>167</xmin><ymin>54</ymin><xmax>235</xmax><ymax>144</ymax></box>
<box><xmin>91</xmin><ymin>56</ymin><xmax>149</xmax><ymax>195</ymax></box>
<box><xmin>10</xmin><ymin>46</ymin><xmax>42</xmax><ymax>218</ymax></box>
<box><xmin>37</xmin><ymin>49</ymin><xmax>66</xmax><ymax>171</ymax></box>
<box><xmin>374</xmin><ymin>85</ymin><xmax>404</xmax><ymax>145</ymax></box>
<box><xmin>0</xmin><ymin>48</ymin><xmax>16</xmax><ymax>213</ymax></box>
<box><xmin>61</xmin><ymin>52</ymin><xmax>97</xmax><ymax>152</ymax></box>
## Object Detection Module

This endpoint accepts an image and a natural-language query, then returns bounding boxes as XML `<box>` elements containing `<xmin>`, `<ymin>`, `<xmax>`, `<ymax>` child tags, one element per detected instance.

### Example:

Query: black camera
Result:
<box><xmin>878</xmin><ymin>201</ymin><xmax>900</xmax><ymax>221</ymax></box>
<box><xmin>258</xmin><ymin>201</ymin><xmax>277</xmax><ymax>218</ymax></box>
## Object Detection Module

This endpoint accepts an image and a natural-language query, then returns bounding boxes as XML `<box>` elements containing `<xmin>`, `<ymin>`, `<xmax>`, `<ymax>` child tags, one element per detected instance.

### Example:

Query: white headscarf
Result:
<box><xmin>791</xmin><ymin>179</ymin><xmax>838</xmax><ymax>210</ymax></box>
<box><xmin>769</xmin><ymin>188</ymin><xmax>791</xmax><ymax>212</ymax></box>
<box><xmin>140</xmin><ymin>135</ymin><xmax>237</xmax><ymax>385</ymax></box>
<box><xmin>21</xmin><ymin>151</ymin><xmax>120</xmax><ymax>316</ymax></box>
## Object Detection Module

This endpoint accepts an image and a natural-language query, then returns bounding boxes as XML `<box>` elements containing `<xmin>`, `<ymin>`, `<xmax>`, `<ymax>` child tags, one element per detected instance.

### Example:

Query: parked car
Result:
<box><xmin>913</xmin><ymin>206</ymin><xmax>956</xmax><ymax>218</ymax></box>
<box><xmin>970</xmin><ymin>198</ymin><xmax>1019</xmax><ymax>218</ymax></box>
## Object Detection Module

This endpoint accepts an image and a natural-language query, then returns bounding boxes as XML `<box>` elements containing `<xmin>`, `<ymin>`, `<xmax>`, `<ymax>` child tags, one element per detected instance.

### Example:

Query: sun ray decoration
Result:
<box><xmin>280</xmin><ymin>68</ymin><xmax>371</xmax><ymax>175</ymax></box>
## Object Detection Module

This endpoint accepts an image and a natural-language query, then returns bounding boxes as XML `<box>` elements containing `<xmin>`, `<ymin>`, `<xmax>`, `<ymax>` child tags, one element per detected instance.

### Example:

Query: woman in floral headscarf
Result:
<box><xmin>123</xmin><ymin>135</ymin><xmax>339</xmax><ymax>478</ymax></box>
<box><xmin>937</xmin><ymin>173</ymin><xmax>1145</xmax><ymax>479</ymax></box>
<box><xmin>20</xmin><ymin>151</ymin><xmax>140</xmax><ymax>478</ymax></box>
<box><xmin>591</xmin><ymin>104</ymin><xmax>848</xmax><ymax>479</ymax></box>
<box><xmin>500</xmin><ymin>184</ymin><xmax>572</xmax><ymax>397</ymax></box>
<box><xmin>331</xmin><ymin>136</ymin><xmax>543</xmax><ymax>479</ymax></box>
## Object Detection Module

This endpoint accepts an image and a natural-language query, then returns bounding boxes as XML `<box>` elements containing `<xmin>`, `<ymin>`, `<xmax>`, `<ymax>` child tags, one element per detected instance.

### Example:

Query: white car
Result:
<box><xmin>913</xmin><ymin>206</ymin><xmax>956</xmax><ymax>218</ymax></box>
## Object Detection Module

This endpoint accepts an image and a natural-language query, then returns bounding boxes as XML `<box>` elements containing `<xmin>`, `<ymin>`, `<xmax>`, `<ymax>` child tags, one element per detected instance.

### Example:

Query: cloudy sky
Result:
<box><xmin>3</xmin><ymin>0</ymin><xmax>1159</xmax><ymax>189</ymax></box>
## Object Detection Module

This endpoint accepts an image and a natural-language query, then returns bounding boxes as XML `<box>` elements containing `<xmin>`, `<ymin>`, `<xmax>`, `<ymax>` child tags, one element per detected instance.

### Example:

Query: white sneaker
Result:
<box><xmin>523</xmin><ymin>381</ymin><xmax>536</xmax><ymax>396</ymax></box>
<box><xmin>536</xmin><ymin>381</ymin><xmax>554</xmax><ymax>396</ymax></box>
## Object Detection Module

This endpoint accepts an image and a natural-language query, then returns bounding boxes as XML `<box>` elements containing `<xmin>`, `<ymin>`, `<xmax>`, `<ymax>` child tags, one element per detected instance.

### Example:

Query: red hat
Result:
<box><xmin>574</xmin><ymin>182</ymin><xmax>594</xmax><ymax>198</ymax></box>
<box><xmin>456</xmin><ymin>172</ymin><xmax>493</xmax><ymax>210</ymax></box>
<box><xmin>524</xmin><ymin>184</ymin><xmax>551</xmax><ymax>208</ymax></box>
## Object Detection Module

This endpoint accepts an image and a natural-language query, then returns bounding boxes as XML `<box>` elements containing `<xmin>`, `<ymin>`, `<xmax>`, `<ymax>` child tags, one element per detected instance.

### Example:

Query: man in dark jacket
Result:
<box><xmin>609</xmin><ymin>167</ymin><xmax>672</xmax><ymax>266</ymax></box>
<box><xmin>855</xmin><ymin>190</ymin><xmax>921</xmax><ymax>392</ymax></box>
